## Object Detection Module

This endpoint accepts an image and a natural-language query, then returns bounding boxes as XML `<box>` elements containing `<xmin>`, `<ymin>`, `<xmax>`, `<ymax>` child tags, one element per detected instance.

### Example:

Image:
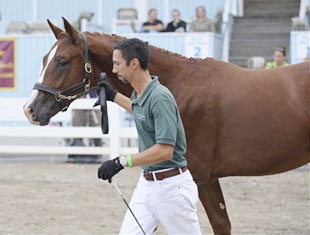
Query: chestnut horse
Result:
<box><xmin>24</xmin><ymin>18</ymin><xmax>310</xmax><ymax>234</ymax></box>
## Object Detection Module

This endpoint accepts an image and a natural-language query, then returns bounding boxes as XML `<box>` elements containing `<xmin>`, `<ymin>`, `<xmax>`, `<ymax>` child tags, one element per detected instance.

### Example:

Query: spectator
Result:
<box><xmin>166</xmin><ymin>9</ymin><xmax>187</xmax><ymax>32</ymax></box>
<box><xmin>189</xmin><ymin>6</ymin><xmax>215</xmax><ymax>32</ymax></box>
<box><xmin>265</xmin><ymin>47</ymin><xmax>290</xmax><ymax>69</ymax></box>
<box><xmin>140</xmin><ymin>8</ymin><xmax>164</xmax><ymax>33</ymax></box>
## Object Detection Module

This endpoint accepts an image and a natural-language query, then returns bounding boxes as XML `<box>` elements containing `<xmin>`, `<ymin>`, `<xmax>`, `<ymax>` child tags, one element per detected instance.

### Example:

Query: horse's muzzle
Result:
<box><xmin>23</xmin><ymin>104</ymin><xmax>40</xmax><ymax>125</ymax></box>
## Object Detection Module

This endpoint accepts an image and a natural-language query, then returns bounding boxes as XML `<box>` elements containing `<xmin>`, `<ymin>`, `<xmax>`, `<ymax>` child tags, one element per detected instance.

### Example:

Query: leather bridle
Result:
<box><xmin>33</xmin><ymin>33</ymin><xmax>92</xmax><ymax>112</ymax></box>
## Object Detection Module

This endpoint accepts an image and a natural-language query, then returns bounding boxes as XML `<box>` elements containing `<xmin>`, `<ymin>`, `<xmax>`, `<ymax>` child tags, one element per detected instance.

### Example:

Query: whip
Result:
<box><xmin>112</xmin><ymin>182</ymin><xmax>146</xmax><ymax>235</ymax></box>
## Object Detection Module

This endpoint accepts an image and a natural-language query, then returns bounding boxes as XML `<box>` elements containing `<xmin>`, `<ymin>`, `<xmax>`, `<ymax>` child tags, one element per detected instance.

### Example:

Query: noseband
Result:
<box><xmin>33</xmin><ymin>33</ymin><xmax>92</xmax><ymax>112</ymax></box>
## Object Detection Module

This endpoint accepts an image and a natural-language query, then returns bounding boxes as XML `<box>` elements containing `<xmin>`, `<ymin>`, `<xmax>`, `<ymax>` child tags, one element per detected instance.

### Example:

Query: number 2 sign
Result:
<box><xmin>185</xmin><ymin>34</ymin><xmax>209</xmax><ymax>58</ymax></box>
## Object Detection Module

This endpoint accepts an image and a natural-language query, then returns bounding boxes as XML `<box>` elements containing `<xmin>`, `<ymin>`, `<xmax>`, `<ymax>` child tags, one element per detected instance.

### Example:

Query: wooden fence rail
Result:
<box><xmin>0</xmin><ymin>98</ymin><xmax>138</xmax><ymax>158</ymax></box>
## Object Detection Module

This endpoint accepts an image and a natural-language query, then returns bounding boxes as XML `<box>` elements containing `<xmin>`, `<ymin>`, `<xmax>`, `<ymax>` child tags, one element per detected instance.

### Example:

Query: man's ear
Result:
<box><xmin>131</xmin><ymin>58</ymin><xmax>140</xmax><ymax>69</ymax></box>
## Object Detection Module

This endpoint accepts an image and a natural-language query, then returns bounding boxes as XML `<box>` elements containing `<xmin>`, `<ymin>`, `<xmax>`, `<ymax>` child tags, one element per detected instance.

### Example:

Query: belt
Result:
<box><xmin>143</xmin><ymin>166</ymin><xmax>188</xmax><ymax>181</ymax></box>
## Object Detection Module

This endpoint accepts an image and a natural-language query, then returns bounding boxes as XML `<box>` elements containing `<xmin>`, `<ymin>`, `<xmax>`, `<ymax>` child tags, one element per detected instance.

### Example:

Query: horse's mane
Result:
<box><xmin>86</xmin><ymin>31</ymin><xmax>203</xmax><ymax>63</ymax></box>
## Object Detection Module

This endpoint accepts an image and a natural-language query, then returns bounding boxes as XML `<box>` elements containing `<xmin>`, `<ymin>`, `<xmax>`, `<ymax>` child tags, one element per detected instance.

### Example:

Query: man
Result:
<box><xmin>140</xmin><ymin>8</ymin><xmax>164</xmax><ymax>33</ymax></box>
<box><xmin>97</xmin><ymin>38</ymin><xmax>201</xmax><ymax>234</ymax></box>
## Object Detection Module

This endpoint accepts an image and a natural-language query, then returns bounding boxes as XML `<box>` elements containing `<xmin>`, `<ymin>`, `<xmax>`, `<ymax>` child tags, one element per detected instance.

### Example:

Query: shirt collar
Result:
<box><xmin>131</xmin><ymin>76</ymin><xmax>159</xmax><ymax>106</ymax></box>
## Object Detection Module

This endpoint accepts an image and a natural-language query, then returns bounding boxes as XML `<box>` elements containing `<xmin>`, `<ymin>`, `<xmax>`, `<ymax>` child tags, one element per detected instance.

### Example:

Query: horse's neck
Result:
<box><xmin>88</xmin><ymin>34</ymin><xmax>115</xmax><ymax>78</ymax></box>
<box><xmin>88</xmin><ymin>33</ymin><xmax>188</xmax><ymax>94</ymax></box>
<box><xmin>148</xmin><ymin>47</ymin><xmax>187</xmax><ymax>88</ymax></box>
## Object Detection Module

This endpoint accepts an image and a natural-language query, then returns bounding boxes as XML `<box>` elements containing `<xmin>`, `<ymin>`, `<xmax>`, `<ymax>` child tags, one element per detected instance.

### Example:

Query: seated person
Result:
<box><xmin>265</xmin><ymin>47</ymin><xmax>290</xmax><ymax>69</ymax></box>
<box><xmin>140</xmin><ymin>8</ymin><xmax>164</xmax><ymax>33</ymax></box>
<box><xmin>166</xmin><ymin>9</ymin><xmax>187</xmax><ymax>32</ymax></box>
<box><xmin>189</xmin><ymin>6</ymin><xmax>215</xmax><ymax>32</ymax></box>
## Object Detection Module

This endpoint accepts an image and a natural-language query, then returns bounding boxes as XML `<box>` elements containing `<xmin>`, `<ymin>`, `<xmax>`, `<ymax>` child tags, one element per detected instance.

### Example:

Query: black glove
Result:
<box><xmin>96</xmin><ymin>80</ymin><xmax>117</xmax><ymax>102</ymax></box>
<box><xmin>97</xmin><ymin>157</ymin><xmax>124</xmax><ymax>183</ymax></box>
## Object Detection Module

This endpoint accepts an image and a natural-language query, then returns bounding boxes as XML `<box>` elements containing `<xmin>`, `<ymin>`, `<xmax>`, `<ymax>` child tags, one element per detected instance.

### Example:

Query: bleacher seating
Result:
<box><xmin>5</xmin><ymin>21</ymin><xmax>30</xmax><ymax>34</ymax></box>
<box><xmin>5</xmin><ymin>21</ymin><xmax>52</xmax><ymax>34</ymax></box>
<box><xmin>117</xmin><ymin>8</ymin><xmax>138</xmax><ymax>20</ymax></box>
<box><xmin>29</xmin><ymin>22</ymin><xmax>51</xmax><ymax>34</ymax></box>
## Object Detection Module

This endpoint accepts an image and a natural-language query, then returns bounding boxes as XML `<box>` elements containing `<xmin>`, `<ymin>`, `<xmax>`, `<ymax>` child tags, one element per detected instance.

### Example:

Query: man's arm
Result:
<box><xmin>142</xmin><ymin>23</ymin><xmax>164</xmax><ymax>32</ymax></box>
<box><xmin>130</xmin><ymin>143</ymin><xmax>174</xmax><ymax>167</ymax></box>
<box><xmin>114</xmin><ymin>93</ymin><xmax>132</xmax><ymax>113</ymax></box>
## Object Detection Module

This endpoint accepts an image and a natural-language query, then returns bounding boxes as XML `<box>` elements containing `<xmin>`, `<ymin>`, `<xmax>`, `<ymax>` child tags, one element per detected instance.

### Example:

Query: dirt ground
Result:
<box><xmin>0</xmin><ymin>162</ymin><xmax>309</xmax><ymax>235</ymax></box>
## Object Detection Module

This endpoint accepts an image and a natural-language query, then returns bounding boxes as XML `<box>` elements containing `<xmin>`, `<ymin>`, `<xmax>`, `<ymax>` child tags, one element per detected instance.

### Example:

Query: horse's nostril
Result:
<box><xmin>29</xmin><ymin>106</ymin><xmax>34</xmax><ymax>114</ymax></box>
<box><xmin>27</xmin><ymin>105</ymin><xmax>36</xmax><ymax>119</ymax></box>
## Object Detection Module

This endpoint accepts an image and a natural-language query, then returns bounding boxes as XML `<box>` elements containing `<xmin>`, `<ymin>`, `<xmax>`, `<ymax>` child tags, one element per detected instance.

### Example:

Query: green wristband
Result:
<box><xmin>127</xmin><ymin>154</ymin><xmax>133</xmax><ymax>168</ymax></box>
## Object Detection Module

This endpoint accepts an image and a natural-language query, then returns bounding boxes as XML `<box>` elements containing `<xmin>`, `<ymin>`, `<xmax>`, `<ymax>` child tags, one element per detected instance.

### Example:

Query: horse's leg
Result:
<box><xmin>198</xmin><ymin>178</ymin><xmax>231</xmax><ymax>235</ymax></box>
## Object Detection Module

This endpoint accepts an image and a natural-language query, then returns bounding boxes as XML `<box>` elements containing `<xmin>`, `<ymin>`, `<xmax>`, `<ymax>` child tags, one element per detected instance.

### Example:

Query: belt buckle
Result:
<box><xmin>143</xmin><ymin>170</ymin><xmax>151</xmax><ymax>178</ymax></box>
<box><xmin>143</xmin><ymin>170</ymin><xmax>156</xmax><ymax>181</ymax></box>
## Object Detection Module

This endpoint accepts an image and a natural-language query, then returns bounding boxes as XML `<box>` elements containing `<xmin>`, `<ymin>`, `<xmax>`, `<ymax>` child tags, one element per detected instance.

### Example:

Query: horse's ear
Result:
<box><xmin>62</xmin><ymin>17</ymin><xmax>81</xmax><ymax>45</ymax></box>
<box><xmin>47</xmin><ymin>19</ymin><xmax>63</xmax><ymax>39</ymax></box>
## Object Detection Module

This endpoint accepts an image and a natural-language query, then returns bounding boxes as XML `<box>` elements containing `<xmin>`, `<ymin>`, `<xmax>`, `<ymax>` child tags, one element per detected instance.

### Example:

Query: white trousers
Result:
<box><xmin>120</xmin><ymin>169</ymin><xmax>201</xmax><ymax>235</ymax></box>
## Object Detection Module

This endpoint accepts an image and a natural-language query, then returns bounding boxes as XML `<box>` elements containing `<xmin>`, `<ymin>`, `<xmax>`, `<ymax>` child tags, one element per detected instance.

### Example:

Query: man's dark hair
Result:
<box><xmin>113</xmin><ymin>38</ymin><xmax>149</xmax><ymax>70</ymax></box>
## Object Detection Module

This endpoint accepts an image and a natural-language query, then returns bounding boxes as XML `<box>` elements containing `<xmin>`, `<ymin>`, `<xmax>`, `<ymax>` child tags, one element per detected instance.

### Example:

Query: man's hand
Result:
<box><xmin>97</xmin><ymin>157</ymin><xmax>124</xmax><ymax>183</ymax></box>
<box><xmin>96</xmin><ymin>80</ymin><xmax>117</xmax><ymax>102</ymax></box>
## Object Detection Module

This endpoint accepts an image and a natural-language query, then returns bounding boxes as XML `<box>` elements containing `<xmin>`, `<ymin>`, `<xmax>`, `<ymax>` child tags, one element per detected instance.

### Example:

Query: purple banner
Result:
<box><xmin>0</xmin><ymin>39</ymin><xmax>16</xmax><ymax>90</ymax></box>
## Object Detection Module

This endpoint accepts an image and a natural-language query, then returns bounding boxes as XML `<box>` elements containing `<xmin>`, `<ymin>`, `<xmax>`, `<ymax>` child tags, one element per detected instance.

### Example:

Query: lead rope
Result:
<box><xmin>93</xmin><ymin>72</ymin><xmax>109</xmax><ymax>134</ymax></box>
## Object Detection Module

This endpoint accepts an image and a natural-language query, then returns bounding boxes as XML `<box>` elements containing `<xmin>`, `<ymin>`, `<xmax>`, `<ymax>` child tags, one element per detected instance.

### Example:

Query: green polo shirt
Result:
<box><xmin>131</xmin><ymin>76</ymin><xmax>187</xmax><ymax>171</ymax></box>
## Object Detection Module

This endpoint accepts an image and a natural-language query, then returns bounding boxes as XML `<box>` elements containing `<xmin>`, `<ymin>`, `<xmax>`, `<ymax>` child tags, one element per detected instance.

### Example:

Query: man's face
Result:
<box><xmin>112</xmin><ymin>49</ymin><xmax>131</xmax><ymax>84</ymax></box>
<box><xmin>149</xmin><ymin>10</ymin><xmax>157</xmax><ymax>21</ymax></box>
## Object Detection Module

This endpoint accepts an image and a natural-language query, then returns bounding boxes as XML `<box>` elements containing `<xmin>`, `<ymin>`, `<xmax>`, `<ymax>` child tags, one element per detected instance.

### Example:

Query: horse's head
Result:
<box><xmin>24</xmin><ymin>17</ymin><xmax>93</xmax><ymax>125</ymax></box>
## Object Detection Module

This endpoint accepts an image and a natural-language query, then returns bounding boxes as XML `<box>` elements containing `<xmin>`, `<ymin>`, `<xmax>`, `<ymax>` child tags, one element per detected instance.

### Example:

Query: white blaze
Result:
<box><xmin>23</xmin><ymin>45</ymin><xmax>58</xmax><ymax>124</ymax></box>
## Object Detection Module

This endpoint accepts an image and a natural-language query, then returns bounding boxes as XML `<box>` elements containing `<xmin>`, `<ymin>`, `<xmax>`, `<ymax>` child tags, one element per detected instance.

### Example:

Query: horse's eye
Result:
<box><xmin>57</xmin><ymin>59</ymin><xmax>67</xmax><ymax>67</ymax></box>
